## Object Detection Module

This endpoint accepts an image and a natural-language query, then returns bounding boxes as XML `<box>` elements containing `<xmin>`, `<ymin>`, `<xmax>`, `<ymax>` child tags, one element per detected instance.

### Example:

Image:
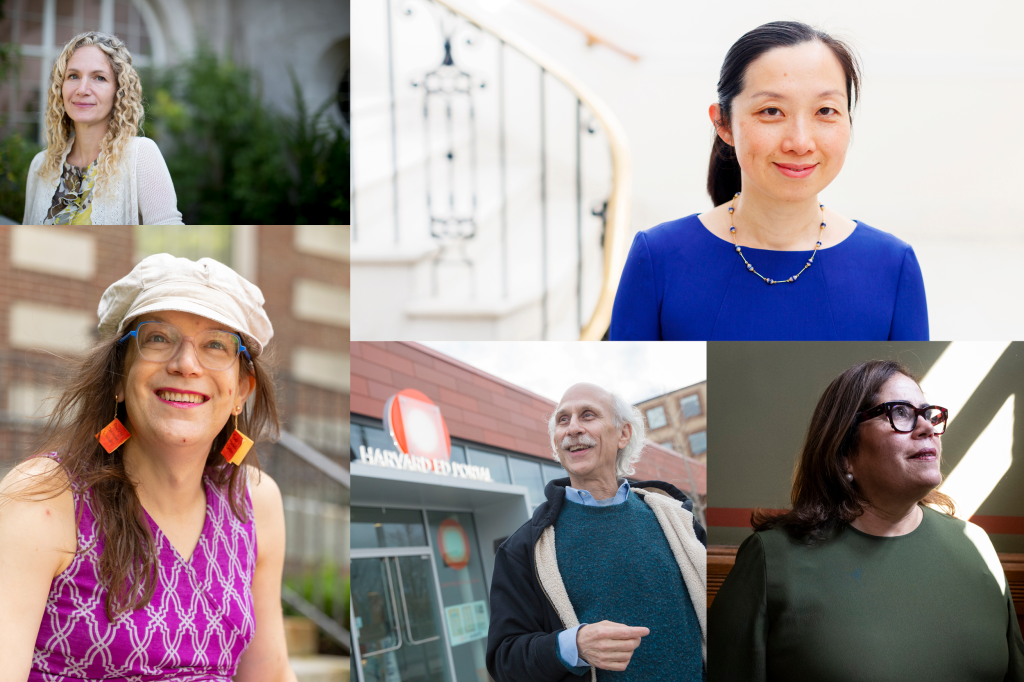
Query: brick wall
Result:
<box><xmin>351</xmin><ymin>341</ymin><xmax>706</xmax><ymax>496</ymax></box>
<box><xmin>0</xmin><ymin>227</ymin><xmax>135</xmax><ymax>467</ymax></box>
<box><xmin>0</xmin><ymin>227</ymin><xmax>134</xmax><ymax>350</ymax></box>
<box><xmin>256</xmin><ymin>226</ymin><xmax>350</xmax><ymax>450</ymax></box>
<box><xmin>257</xmin><ymin>226</ymin><xmax>350</xmax><ymax>371</ymax></box>
<box><xmin>637</xmin><ymin>383</ymin><xmax>708</xmax><ymax>464</ymax></box>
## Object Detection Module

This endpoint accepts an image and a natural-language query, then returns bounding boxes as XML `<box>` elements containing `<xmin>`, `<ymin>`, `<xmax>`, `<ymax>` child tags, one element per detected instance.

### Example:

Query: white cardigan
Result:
<box><xmin>23</xmin><ymin>136</ymin><xmax>184</xmax><ymax>225</ymax></box>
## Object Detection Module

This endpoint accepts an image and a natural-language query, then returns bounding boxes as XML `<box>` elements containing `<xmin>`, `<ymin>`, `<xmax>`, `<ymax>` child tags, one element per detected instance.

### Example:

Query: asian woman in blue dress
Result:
<box><xmin>610</xmin><ymin>22</ymin><xmax>928</xmax><ymax>341</ymax></box>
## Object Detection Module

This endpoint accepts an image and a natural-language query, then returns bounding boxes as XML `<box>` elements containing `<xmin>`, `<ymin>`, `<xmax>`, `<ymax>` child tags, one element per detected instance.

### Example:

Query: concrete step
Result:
<box><xmin>353</xmin><ymin>190</ymin><xmax>599</xmax><ymax>340</ymax></box>
<box><xmin>290</xmin><ymin>655</ymin><xmax>350</xmax><ymax>682</ymax></box>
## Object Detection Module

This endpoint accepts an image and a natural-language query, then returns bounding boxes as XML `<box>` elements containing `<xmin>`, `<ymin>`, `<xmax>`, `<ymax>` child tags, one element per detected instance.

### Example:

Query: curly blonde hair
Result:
<box><xmin>37</xmin><ymin>32</ymin><xmax>145</xmax><ymax>198</ymax></box>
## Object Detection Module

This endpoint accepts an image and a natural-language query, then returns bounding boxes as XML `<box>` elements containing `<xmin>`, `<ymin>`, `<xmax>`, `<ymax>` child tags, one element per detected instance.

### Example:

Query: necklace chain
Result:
<box><xmin>729</xmin><ymin>192</ymin><xmax>826</xmax><ymax>285</ymax></box>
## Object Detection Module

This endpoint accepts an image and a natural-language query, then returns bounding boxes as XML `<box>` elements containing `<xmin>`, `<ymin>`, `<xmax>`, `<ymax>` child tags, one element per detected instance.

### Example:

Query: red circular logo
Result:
<box><xmin>384</xmin><ymin>388</ymin><xmax>452</xmax><ymax>460</ymax></box>
<box><xmin>437</xmin><ymin>518</ymin><xmax>470</xmax><ymax>571</ymax></box>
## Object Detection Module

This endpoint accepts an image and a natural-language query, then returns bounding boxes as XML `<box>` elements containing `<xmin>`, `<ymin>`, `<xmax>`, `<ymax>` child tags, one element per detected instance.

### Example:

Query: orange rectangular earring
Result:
<box><xmin>95</xmin><ymin>397</ymin><xmax>130</xmax><ymax>454</ymax></box>
<box><xmin>221</xmin><ymin>412</ymin><xmax>254</xmax><ymax>466</ymax></box>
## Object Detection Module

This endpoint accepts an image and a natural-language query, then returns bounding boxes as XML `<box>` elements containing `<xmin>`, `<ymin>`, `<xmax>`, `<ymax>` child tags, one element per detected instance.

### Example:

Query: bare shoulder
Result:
<box><xmin>0</xmin><ymin>458</ymin><xmax>77</xmax><ymax>574</ymax></box>
<box><xmin>1</xmin><ymin>456</ymin><xmax>71</xmax><ymax>500</ymax></box>
<box><xmin>248</xmin><ymin>468</ymin><xmax>283</xmax><ymax>509</ymax></box>
<box><xmin>244</xmin><ymin>471</ymin><xmax>282</xmax><ymax>528</ymax></box>
<box><xmin>245</xmin><ymin>468</ymin><xmax>285</xmax><ymax>563</ymax></box>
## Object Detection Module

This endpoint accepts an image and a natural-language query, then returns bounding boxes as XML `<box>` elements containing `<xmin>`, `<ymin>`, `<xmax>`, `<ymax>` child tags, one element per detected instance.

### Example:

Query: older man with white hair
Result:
<box><xmin>486</xmin><ymin>383</ymin><xmax>707</xmax><ymax>682</ymax></box>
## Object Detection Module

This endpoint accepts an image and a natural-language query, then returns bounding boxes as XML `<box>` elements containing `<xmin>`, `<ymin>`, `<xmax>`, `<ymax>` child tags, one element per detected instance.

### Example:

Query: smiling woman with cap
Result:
<box><xmin>0</xmin><ymin>255</ymin><xmax>296</xmax><ymax>681</ymax></box>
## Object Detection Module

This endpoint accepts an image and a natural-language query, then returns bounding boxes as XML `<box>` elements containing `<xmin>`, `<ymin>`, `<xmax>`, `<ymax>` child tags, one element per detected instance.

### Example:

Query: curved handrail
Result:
<box><xmin>433</xmin><ymin>0</ymin><xmax>632</xmax><ymax>341</ymax></box>
<box><xmin>518</xmin><ymin>0</ymin><xmax>641</xmax><ymax>63</ymax></box>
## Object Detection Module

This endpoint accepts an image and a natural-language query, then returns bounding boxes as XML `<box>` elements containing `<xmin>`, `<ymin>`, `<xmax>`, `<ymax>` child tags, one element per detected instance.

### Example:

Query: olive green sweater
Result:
<box><xmin>709</xmin><ymin>506</ymin><xmax>1024</xmax><ymax>682</ymax></box>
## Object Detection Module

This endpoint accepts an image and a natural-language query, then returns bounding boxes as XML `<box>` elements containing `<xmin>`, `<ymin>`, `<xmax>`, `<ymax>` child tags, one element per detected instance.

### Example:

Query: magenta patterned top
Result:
<box><xmin>30</xmin><ymin>469</ymin><xmax>257</xmax><ymax>681</ymax></box>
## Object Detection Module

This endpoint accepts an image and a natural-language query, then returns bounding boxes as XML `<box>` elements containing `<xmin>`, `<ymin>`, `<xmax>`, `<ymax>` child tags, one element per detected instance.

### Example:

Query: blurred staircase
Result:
<box><xmin>267</xmin><ymin>431</ymin><xmax>352</xmax><ymax>681</ymax></box>
<box><xmin>352</xmin><ymin>0</ymin><xmax>631</xmax><ymax>340</ymax></box>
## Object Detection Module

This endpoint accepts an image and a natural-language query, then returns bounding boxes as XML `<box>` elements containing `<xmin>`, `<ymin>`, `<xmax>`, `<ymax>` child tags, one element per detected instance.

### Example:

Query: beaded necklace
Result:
<box><xmin>728</xmin><ymin>191</ymin><xmax>825</xmax><ymax>285</ymax></box>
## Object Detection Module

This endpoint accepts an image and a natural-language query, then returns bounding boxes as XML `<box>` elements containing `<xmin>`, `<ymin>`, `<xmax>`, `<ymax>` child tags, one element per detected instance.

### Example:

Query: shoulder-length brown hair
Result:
<box><xmin>752</xmin><ymin>359</ymin><xmax>955</xmax><ymax>543</ymax></box>
<box><xmin>22</xmin><ymin>327</ymin><xmax>279</xmax><ymax>619</ymax></box>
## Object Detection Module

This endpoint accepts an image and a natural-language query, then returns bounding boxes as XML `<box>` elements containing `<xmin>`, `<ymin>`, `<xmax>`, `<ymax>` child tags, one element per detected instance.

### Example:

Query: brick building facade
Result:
<box><xmin>351</xmin><ymin>341</ymin><xmax>706</xmax><ymax>502</ymax></box>
<box><xmin>635</xmin><ymin>382</ymin><xmax>708</xmax><ymax>465</ymax></box>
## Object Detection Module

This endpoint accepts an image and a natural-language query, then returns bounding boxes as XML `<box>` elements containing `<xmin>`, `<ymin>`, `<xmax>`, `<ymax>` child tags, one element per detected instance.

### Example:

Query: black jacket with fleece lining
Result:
<box><xmin>485</xmin><ymin>477</ymin><xmax>707</xmax><ymax>682</ymax></box>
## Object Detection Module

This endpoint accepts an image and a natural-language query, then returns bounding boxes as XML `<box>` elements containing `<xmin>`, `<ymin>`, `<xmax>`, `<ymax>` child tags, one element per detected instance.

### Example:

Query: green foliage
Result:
<box><xmin>283</xmin><ymin>563</ymin><xmax>349</xmax><ymax>623</ymax></box>
<box><xmin>141</xmin><ymin>44</ymin><xmax>350</xmax><ymax>225</ymax></box>
<box><xmin>0</xmin><ymin>0</ymin><xmax>16</xmax><ymax>83</ymax></box>
<box><xmin>282</xmin><ymin>564</ymin><xmax>350</xmax><ymax>655</ymax></box>
<box><xmin>0</xmin><ymin>42</ymin><xmax>18</xmax><ymax>83</ymax></box>
<box><xmin>133</xmin><ymin>225</ymin><xmax>233</xmax><ymax>264</ymax></box>
<box><xmin>0</xmin><ymin>133</ymin><xmax>43</xmax><ymax>222</ymax></box>
<box><xmin>0</xmin><ymin>0</ymin><xmax>35</xmax><ymax>223</ymax></box>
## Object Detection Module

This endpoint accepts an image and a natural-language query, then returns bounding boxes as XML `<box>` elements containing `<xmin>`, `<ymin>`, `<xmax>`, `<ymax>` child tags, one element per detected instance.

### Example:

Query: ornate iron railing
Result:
<box><xmin>356</xmin><ymin>0</ymin><xmax>631</xmax><ymax>339</ymax></box>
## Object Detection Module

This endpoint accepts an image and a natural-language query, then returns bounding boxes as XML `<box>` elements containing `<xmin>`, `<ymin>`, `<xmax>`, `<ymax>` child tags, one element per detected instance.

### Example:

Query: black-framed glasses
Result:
<box><xmin>118</xmin><ymin>321</ymin><xmax>252</xmax><ymax>371</ymax></box>
<box><xmin>855</xmin><ymin>401</ymin><xmax>948</xmax><ymax>435</ymax></box>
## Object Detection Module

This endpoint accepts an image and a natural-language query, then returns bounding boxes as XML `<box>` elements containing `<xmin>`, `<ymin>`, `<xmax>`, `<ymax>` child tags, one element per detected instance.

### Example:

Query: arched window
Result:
<box><xmin>0</xmin><ymin>0</ymin><xmax>161</xmax><ymax>143</ymax></box>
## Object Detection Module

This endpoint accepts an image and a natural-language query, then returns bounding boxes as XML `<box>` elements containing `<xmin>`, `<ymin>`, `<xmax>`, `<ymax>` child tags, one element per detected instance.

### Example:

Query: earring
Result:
<box><xmin>95</xmin><ymin>395</ymin><xmax>131</xmax><ymax>453</ymax></box>
<box><xmin>220</xmin><ymin>408</ymin><xmax>254</xmax><ymax>466</ymax></box>
<box><xmin>845</xmin><ymin>473</ymin><xmax>854</xmax><ymax>482</ymax></box>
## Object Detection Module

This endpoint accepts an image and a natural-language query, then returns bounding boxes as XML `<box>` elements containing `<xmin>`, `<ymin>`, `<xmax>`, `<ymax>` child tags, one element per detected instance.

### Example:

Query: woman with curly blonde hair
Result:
<box><xmin>22</xmin><ymin>31</ymin><xmax>183</xmax><ymax>225</ymax></box>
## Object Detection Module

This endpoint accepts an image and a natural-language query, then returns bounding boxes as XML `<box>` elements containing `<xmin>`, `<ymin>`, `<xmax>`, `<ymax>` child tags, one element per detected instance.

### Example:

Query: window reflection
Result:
<box><xmin>466</xmin><ymin>448</ymin><xmax>511</xmax><ymax>484</ymax></box>
<box><xmin>688</xmin><ymin>430</ymin><xmax>707</xmax><ymax>455</ymax></box>
<box><xmin>351</xmin><ymin>507</ymin><xmax>428</xmax><ymax>549</ymax></box>
<box><xmin>509</xmin><ymin>457</ymin><xmax>545</xmax><ymax>510</ymax></box>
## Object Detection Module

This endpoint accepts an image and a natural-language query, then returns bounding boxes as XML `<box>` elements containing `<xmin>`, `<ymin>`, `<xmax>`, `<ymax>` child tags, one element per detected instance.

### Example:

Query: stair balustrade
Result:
<box><xmin>353</xmin><ymin>0</ymin><xmax>631</xmax><ymax>340</ymax></box>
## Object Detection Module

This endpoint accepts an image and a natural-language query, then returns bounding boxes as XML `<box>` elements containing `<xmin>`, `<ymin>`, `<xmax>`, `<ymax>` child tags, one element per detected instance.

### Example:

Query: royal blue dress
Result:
<box><xmin>610</xmin><ymin>214</ymin><xmax>929</xmax><ymax>340</ymax></box>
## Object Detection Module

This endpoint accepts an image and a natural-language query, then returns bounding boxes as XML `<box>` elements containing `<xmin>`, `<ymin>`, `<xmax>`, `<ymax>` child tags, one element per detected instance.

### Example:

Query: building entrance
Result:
<box><xmin>353</xmin><ymin>551</ymin><xmax>450</xmax><ymax>682</ymax></box>
<box><xmin>351</xmin><ymin>505</ymin><xmax>501</xmax><ymax>682</ymax></box>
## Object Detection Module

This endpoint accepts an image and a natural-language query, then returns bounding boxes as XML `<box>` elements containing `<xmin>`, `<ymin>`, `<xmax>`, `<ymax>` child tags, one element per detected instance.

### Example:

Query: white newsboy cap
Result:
<box><xmin>97</xmin><ymin>254</ymin><xmax>273</xmax><ymax>357</ymax></box>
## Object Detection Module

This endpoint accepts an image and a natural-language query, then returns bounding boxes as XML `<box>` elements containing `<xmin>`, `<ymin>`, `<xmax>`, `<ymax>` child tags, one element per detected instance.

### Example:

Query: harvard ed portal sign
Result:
<box><xmin>358</xmin><ymin>388</ymin><xmax>494</xmax><ymax>483</ymax></box>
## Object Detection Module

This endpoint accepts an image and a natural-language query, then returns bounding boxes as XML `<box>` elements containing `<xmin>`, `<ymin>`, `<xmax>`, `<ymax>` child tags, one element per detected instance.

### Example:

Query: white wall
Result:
<box><xmin>405</xmin><ymin>0</ymin><xmax>1024</xmax><ymax>339</ymax></box>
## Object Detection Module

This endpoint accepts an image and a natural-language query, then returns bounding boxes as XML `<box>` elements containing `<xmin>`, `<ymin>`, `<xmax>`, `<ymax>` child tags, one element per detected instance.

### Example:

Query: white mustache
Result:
<box><xmin>561</xmin><ymin>435</ymin><xmax>597</xmax><ymax>450</ymax></box>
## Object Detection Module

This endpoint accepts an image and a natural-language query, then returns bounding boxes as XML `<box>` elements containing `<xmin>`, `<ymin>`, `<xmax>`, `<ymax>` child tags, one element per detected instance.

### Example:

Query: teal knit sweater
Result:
<box><xmin>554</xmin><ymin>493</ymin><xmax>703</xmax><ymax>681</ymax></box>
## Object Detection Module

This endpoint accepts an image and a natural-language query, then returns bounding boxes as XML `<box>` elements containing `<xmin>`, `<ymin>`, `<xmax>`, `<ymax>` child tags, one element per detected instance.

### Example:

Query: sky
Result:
<box><xmin>421</xmin><ymin>342</ymin><xmax>706</xmax><ymax>404</ymax></box>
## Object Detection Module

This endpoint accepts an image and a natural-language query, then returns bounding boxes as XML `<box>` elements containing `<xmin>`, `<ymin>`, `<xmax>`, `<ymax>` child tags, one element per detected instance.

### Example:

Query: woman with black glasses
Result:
<box><xmin>708</xmin><ymin>360</ymin><xmax>1024</xmax><ymax>681</ymax></box>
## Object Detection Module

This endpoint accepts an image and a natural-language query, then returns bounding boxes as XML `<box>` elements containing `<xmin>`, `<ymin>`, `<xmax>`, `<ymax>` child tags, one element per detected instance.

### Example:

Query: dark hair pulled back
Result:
<box><xmin>751</xmin><ymin>360</ymin><xmax>955</xmax><ymax>544</ymax></box>
<box><xmin>708</xmin><ymin>21</ymin><xmax>862</xmax><ymax>206</ymax></box>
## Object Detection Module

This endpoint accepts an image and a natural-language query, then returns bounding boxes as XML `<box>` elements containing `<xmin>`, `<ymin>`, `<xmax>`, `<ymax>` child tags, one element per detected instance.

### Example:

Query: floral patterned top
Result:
<box><xmin>43</xmin><ymin>160</ymin><xmax>98</xmax><ymax>225</ymax></box>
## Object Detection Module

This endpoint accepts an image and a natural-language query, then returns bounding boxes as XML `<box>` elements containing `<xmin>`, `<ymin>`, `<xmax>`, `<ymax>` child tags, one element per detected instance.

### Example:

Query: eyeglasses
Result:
<box><xmin>855</xmin><ymin>401</ymin><xmax>948</xmax><ymax>435</ymax></box>
<box><xmin>118</xmin><ymin>321</ymin><xmax>252</xmax><ymax>371</ymax></box>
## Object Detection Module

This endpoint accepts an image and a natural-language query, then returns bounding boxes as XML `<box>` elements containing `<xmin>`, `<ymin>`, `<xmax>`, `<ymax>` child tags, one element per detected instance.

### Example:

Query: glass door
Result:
<box><xmin>353</xmin><ymin>554</ymin><xmax>451</xmax><ymax>682</ymax></box>
<box><xmin>427</xmin><ymin>512</ymin><xmax>492</xmax><ymax>682</ymax></box>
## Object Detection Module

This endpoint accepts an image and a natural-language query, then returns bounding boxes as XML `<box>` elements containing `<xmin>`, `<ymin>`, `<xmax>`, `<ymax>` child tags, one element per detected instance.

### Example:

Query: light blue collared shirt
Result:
<box><xmin>563</xmin><ymin>480</ymin><xmax>632</xmax><ymax>507</ymax></box>
<box><xmin>556</xmin><ymin>480</ymin><xmax>631</xmax><ymax>669</ymax></box>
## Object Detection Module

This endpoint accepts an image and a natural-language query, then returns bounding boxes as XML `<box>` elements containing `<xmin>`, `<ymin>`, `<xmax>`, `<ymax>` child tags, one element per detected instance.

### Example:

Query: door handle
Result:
<box><xmin>360</xmin><ymin>558</ymin><xmax>404</xmax><ymax>658</ymax></box>
<box><xmin>394</xmin><ymin>556</ymin><xmax>442</xmax><ymax>645</ymax></box>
